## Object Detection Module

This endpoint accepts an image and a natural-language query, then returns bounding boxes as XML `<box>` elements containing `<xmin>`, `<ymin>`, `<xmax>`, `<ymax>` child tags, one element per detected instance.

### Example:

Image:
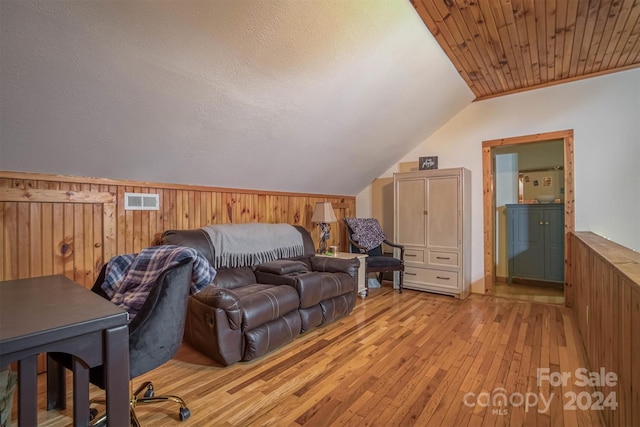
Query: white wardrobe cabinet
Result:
<box><xmin>393</xmin><ymin>168</ymin><xmax>471</xmax><ymax>299</ymax></box>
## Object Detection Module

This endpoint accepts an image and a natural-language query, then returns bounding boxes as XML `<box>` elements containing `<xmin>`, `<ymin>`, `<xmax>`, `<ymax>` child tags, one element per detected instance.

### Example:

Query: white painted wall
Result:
<box><xmin>359</xmin><ymin>68</ymin><xmax>640</xmax><ymax>293</ymax></box>
<box><xmin>0</xmin><ymin>0</ymin><xmax>472</xmax><ymax>196</ymax></box>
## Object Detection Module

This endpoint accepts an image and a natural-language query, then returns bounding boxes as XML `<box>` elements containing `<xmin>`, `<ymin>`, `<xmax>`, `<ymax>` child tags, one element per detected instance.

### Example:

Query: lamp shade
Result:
<box><xmin>311</xmin><ymin>202</ymin><xmax>337</xmax><ymax>223</ymax></box>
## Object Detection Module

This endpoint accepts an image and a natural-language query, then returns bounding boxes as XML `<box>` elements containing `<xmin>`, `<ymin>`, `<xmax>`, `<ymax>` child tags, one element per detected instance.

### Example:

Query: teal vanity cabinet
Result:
<box><xmin>506</xmin><ymin>204</ymin><xmax>564</xmax><ymax>284</ymax></box>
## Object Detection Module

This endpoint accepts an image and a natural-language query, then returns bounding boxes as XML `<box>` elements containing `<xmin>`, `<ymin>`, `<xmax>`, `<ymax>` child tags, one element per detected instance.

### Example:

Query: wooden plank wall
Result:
<box><xmin>0</xmin><ymin>187</ymin><xmax>116</xmax><ymax>289</ymax></box>
<box><xmin>568</xmin><ymin>232</ymin><xmax>640</xmax><ymax>427</ymax></box>
<box><xmin>0</xmin><ymin>171</ymin><xmax>355</xmax><ymax>287</ymax></box>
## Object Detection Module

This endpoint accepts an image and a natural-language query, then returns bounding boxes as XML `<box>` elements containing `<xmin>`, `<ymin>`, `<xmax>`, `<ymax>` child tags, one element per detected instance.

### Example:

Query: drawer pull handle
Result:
<box><xmin>406</xmin><ymin>254</ymin><xmax>417</xmax><ymax>257</ymax></box>
<box><xmin>436</xmin><ymin>256</ymin><xmax>450</xmax><ymax>260</ymax></box>
<box><xmin>405</xmin><ymin>272</ymin><xmax>417</xmax><ymax>276</ymax></box>
<box><xmin>436</xmin><ymin>276</ymin><xmax>450</xmax><ymax>280</ymax></box>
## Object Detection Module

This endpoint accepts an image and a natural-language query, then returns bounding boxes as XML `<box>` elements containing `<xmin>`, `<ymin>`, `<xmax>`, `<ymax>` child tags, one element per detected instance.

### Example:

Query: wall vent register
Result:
<box><xmin>124</xmin><ymin>193</ymin><xmax>159</xmax><ymax>210</ymax></box>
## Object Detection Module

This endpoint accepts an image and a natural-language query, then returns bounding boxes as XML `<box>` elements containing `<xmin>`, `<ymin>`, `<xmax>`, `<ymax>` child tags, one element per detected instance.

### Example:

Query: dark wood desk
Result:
<box><xmin>0</xmin><ymin>275</ymin><xmax>129</xmax><ymax>426</ymax></box>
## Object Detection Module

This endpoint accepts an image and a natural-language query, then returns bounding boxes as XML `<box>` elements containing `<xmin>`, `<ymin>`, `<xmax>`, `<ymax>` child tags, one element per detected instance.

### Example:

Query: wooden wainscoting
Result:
<box><xmin>0</xmin><ymin>171</ymin><xmax>355</xmax><ymax>286</ymax></box>
<box><xmin>568</xmin><ymin>232</ymin><xmax>640</xmax><ymax>427</ymax></box>
<box><xmin>0</xmin><ymin>187</ymin><xmax>116</xmax><ymax>288</ymax></box>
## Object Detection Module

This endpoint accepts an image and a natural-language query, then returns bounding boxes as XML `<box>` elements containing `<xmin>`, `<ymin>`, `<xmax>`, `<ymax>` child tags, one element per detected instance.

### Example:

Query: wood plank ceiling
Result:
<box><xmin>412</xmin><ymin>0</ymin><xmax>640</xmax><ymax>100</ymax></box>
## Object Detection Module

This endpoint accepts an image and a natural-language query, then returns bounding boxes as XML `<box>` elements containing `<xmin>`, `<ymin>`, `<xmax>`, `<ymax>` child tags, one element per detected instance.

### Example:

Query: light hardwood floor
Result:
<box><xmin>29</xmin><ymin>285</ymin><xmax>603</xmax><ymax>426</ymax></box>
<box><xmin>494</xmin><ymin>282</ymin><xmax>565</xmax><ymax>305</ymax></box>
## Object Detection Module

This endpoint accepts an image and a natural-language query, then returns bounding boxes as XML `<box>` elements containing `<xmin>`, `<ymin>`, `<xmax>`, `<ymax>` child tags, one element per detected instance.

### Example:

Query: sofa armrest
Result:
<box><xmin>255</xmin><ymin>260</ymin><xmax>309</xmax><ymax>275</ymax></box>
<box><xmin>192</xmin><ymin>286</ymin><xmax>241</xmax><ymax>329</ymax></box>
<box><xmin>309</xmin><ymin>256</ymin><xmax>359</xmax><ymax>278</ymax></box>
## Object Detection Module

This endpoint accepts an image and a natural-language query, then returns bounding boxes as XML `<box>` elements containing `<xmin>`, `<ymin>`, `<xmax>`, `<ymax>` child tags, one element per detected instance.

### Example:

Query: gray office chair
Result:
<box><xmin>51</xmin><ymin>258</ymin><xmax>194</xmax><ymax>426</ymax></box>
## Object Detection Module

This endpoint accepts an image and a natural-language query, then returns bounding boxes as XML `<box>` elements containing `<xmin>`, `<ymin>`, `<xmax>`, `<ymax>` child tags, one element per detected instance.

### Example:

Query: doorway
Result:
<box><xmin>482</xmin><ymin>130</ymin><xmax>575</xmax><ymax>306</ymax></box>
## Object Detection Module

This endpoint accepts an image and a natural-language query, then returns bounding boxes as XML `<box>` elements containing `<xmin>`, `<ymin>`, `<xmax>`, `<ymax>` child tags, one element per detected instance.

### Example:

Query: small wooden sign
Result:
<box><xmin>419</xmin><ymin>156</ymin><xmax>438</xmax><ymax>170</ymax></box>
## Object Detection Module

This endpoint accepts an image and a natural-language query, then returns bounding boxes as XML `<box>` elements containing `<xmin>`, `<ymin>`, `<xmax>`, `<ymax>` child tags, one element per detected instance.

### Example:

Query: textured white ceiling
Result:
<box><xmin>0</xmin><ymin>0</ymin><xmax>473</xmax><ymax>195</ymax></box>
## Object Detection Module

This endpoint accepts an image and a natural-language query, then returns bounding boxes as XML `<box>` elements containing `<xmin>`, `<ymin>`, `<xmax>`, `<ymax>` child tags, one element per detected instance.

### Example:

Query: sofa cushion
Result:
<box><xmin>320</xmin><ymin>293</ymin><xmax>355</xmax><ymax>325</ymax></box>
<box><xmin>299</xmin><ymin>305</ymin><xmax>323</xmax><ymax>333</ymax></box>
<box><xmin>243</xmin><ymin>310</ymin><xmax>301</xmax><ymax>361</ymax></box>
<box><xmin>366</xmin><ymin>255</ymin><xmax>402</xmax><ymax>268</ymax></box>
<box><xmin>294</xmin><ymin>272</ymin><xmax>356</xmax><ymax>309</ymax></box>
<box><xmin>238</xmin><ymin>284</ymin><xmax>300</xmax><ymax>330</ymax></box>
<box><xmin>212</xmin><ymin>267</ymin><xmax>256</xmax><ymax>290</ymax></box>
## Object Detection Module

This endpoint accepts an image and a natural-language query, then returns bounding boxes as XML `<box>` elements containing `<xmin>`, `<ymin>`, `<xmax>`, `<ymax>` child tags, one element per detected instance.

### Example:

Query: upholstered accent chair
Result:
<box><xmin>344</xmin><ymin>218</ymin><xmax>405</xmax><ymax>295</ymax></box>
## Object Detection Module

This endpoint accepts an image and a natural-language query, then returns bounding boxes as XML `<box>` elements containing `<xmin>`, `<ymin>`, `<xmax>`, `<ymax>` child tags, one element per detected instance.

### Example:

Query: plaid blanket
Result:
<box><xmin>101</xmin><ymin>245</ymin><xmax>216</xmax><ymax>319</ymax></box>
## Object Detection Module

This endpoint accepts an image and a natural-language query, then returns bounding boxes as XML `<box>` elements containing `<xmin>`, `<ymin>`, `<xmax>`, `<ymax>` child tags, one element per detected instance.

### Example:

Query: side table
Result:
<box><xmin>318</xmin><ymin>252</ymin><xmax>368</xmax><ymax>298</ymax></box>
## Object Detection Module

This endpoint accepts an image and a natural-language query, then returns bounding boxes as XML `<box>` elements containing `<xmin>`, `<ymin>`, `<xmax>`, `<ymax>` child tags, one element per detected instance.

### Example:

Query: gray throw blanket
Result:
<box><xmin>201</xmin><ymin>223</ymin><xmax>304</xmax><ymax>268</ymax></box>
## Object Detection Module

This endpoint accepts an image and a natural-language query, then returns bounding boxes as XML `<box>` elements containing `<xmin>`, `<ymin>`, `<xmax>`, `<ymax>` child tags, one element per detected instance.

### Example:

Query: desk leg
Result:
<box><xmin>72</xmin><ymin>356</ymin><xmax>90</xmax><ymax>427</ymax></box>
<box><xmin>104</xmin><ymin>325</ymin><xmax>129</xmax><ymax>426</ymax></box>
<box><xmin>18</xmin><ymin>355</ymin><xmax>38</xmax><ymax>427</ymax></box>
<box><xmin>47</xmin><ymin>354</ymin><xmax>67</xmax><ymax>410</ymax></box>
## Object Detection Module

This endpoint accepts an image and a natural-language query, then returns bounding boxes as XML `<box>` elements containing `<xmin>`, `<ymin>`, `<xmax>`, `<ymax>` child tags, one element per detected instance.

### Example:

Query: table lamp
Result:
<box><xmin>311</xmin><ymin>201</ymin><xmax>337</xmax><ymax>254</ymax></box>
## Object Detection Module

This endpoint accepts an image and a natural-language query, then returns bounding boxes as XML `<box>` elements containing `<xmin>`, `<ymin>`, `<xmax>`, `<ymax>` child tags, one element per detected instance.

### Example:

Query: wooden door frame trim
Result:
<box><xmin>482</xmin><ymin>130</ymin><xmax>575</xmax><ymax>305</ymax></box>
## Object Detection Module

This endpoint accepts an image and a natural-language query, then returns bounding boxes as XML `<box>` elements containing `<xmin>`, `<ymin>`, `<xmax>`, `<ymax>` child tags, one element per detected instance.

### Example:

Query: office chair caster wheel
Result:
<box><xmin>144</xmin><ymin>384</ymin><xmax>154</xmax><ymax>398</ymax></box>
<box><xmin>179</xmin><ymin>407</ymin><xmax>191</xmax><ymax>421</ymax></box>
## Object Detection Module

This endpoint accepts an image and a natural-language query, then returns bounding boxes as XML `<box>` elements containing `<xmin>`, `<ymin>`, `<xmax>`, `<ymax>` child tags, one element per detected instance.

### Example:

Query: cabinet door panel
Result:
<box><xmin>510</xmin><ymin>209</ymin><xmax>545</xmax><ymax>279</ymax></box>
<box><xmin>544</xmin><ymin>208</ymin><xmax>565</xmax><ymax>281</ymax></box>
<box><xmin>545</xmin><ymin>244</ymin><xmax>565</xmax><ymax>282</ymax></box>
<box><xmin>426</xmin><ymin>176</ymin><xmax>459</xmax><ymax>249</ymax></box>
<box><xmin>396</xmin><ymin>178</ymin><xmax>426</xmax><ymax>246</ymax></box>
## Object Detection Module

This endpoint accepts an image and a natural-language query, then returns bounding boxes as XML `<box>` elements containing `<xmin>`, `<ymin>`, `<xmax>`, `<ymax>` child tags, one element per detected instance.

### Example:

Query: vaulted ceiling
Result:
<box><xmin>412</xmin><ymin>0</ymin><xmax>640</xmax><ymax>100</ymax></box>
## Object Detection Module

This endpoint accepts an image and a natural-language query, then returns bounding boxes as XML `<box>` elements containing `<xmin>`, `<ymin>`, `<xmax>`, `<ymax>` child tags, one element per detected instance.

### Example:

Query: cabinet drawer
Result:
<box><xmin>403</xmin><ymin>249</ymin><xmax>424</xmax><ymax>264</ymax></box>
<box><xmin>404</xmin><ymin>267</ymin><xmax>458</xmax><ymax>290</ymax></box>
<box><xmin>428</xmin><ymin>251</ymin><xmax>459</xmax><ymax>267</ymax></box>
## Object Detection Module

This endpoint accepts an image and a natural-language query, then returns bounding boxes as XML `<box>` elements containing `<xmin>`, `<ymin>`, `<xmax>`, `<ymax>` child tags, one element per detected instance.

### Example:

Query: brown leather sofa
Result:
<box><xmin>160</xmin><ymin>225</ymin><xmax>359</xmax><ymax>366</ymax></box>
